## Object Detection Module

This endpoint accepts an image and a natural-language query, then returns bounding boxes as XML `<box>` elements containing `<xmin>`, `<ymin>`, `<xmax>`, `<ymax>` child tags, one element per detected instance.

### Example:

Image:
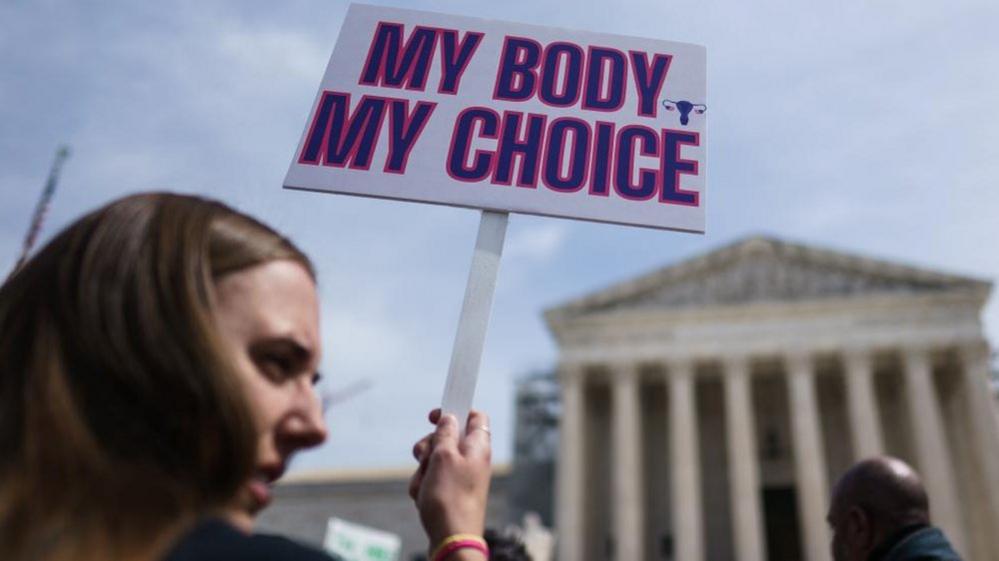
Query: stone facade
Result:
<box><xmin>547</xmin><ymin>236</ymin><xmax>999</xmax><ymax>561</ymax></box>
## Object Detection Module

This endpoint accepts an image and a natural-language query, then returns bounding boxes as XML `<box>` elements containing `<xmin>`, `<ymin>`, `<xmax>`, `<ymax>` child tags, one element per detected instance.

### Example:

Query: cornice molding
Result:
<box><xmin>545</xmin><ymin>236</ymin><xmax>991</xmax><ymax>327</ymax></box>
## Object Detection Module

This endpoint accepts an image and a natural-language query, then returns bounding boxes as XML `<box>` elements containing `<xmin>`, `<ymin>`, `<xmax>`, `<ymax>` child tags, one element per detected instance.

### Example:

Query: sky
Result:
<box><xmin>3</xmin><ymin>0</ymin><xmax>999</xmax><ymax>473</ymax></box>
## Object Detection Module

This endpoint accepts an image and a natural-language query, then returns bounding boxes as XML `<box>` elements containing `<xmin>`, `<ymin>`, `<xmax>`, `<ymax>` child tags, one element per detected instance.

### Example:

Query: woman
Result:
<box><xmin>0</xmin><ymin>193</ymin><xmax>491</xmax><ymax>561</ymax></box>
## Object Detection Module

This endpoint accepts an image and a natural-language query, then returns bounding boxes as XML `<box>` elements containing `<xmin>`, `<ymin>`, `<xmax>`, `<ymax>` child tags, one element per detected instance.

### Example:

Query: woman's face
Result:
<box><xmin>213</xmin><ymin>259</ymin><xmax>327</xmax><ymax>531</ymax></box>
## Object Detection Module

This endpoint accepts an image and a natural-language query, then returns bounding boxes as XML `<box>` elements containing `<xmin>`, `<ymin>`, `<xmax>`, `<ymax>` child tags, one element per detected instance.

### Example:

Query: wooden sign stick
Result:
<box><xmin>440</xmin><ymin>209</ymin><xmax>509</xmax><ymax>432</ymax></box>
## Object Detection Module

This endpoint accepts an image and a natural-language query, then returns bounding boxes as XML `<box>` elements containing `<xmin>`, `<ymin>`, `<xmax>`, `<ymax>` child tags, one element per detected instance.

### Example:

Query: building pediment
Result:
<box><xmin>546</xmin><ymin>236</ymin><xmax>990</xmax><ymax>322</ymax></box>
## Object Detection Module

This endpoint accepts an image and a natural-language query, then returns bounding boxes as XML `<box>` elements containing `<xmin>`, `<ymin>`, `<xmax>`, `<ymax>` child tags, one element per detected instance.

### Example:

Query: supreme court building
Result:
<box><xmin>546</xmin><ymin>237</ymin><xmax>999</xmax><ymax>561</ymax></box>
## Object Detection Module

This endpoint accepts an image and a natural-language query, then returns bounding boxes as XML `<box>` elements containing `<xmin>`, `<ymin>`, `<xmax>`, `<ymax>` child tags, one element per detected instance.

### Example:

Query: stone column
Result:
<box><xmin>611</xmin><ymin>363</ymin><xmax>643</xmax><ymax>561</ymax></box>
<box><xmin>670</xmin><ymin>361</ymin><xmax>704</xmax><ymax>561</ymax></box>
<box><xmin>785</xmin><ymin>353</ymin><xmax>831</xmax><ymax>561</ymax></box>
<box><xmin>723</xmin><ymin>357</ymin><xmax>766</xmax><ymax>561</ymax></box>
<box><xmin>902</xmin><ymin>348</ymin><xmax>966</xmax><ymax>556</ymax></box>
<box><xmin>843</xmin><ymin>350</ymin><xmax>885</xmax><ymax>459</ymax></box>
<box><xmin>961</xmin><ymin>345</ymin><xmax>999</xmax><ymax>541</ymax></box>
<box><xmin>556</xmin><ymin>364</ymin><xmax>586</xmax><ymax>561</ymax></box>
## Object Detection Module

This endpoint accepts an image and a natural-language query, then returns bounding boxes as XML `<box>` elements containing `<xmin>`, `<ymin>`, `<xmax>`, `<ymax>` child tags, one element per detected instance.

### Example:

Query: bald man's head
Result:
<box><xmin>827</xmin><ymin>457</ymin><xmax>930</xmax><ymax>561</ymax></box>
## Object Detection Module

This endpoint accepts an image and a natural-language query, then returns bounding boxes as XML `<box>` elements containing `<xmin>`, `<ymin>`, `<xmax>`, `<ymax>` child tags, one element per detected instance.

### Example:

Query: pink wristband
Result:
<box><xmin>432</xmin><ymin>538</ymin><xmax>489</xmax><ymax>561</ymax></box>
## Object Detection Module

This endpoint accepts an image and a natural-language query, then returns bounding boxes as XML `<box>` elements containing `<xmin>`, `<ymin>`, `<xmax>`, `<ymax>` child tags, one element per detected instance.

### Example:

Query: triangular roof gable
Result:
<box><xmin>547</xmin><ymin>236</ymin><xmax>991</xmax><ymax>321</ymax></box>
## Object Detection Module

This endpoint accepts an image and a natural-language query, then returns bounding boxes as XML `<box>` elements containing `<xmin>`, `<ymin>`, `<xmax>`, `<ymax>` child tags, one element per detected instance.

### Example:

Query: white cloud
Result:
<box><xmin>216</xmin><ymin>27</ymin><xmax>329</xmax><ymax>84</ymax></box>
<box><xmin>504</xmin><ymin>222</ymin><xmax>568</xmax><ymax>262</ymax></box>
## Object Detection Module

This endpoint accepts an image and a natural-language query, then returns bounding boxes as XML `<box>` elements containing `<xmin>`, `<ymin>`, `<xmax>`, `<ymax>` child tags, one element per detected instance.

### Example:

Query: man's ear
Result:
<box><xmin>847</xmin><ymin>506</ymin><xmax>873</xmax><ymax>549</ymax></box>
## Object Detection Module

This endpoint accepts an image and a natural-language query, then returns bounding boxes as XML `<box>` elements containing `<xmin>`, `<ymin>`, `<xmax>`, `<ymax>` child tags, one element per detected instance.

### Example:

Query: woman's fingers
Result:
<box><xmin>461</xmin><ymin>410</ymin><xmax>491</xmax><ymax>458</ymax></box>
<box><xmin>412</xmin><ymin>433</ymin><xmax>432</xmax><ymax>461</ymax></box>
<box><xmin>465</xmin><ymin>409</ymin><xmax>488</xmax><ymax>432</ymax></box>
<box><xmin>416</xmin><ymin>410</ymin><xmax>490</xmax><ymax>460</ymax></box>
<box><xmin>410</xmin><ymin>410</ymin><xmax>443</xmax><ymax>500</ymax></box>
<box><xmin>427</xmin><ymin>408</ymin><xmax>442</xmax><ymax>424</ymax></box>
<box><xmin>429</xmin><ymin>413</ymin><xmax>459</xmax><ymax>452</ymax></box>
<box><xmin>408</xmin><ymin>466</ymin><xmax>423</xmax><ymax>500</ymax></box>
<box><xmin>410</xmin><ymin>409</ymin><xmax>490</xmax><ymax>501</ymax></box>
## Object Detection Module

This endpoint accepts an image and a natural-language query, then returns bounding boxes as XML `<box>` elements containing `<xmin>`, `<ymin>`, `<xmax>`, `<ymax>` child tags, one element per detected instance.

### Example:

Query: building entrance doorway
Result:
<box><xmin>763</xmin><ymin>487</ymin><xmax>804</xmax><ymax>561</ymax></box>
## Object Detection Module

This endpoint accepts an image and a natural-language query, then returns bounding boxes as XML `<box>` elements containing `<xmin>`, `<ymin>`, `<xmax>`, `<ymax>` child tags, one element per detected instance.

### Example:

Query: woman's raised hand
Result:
<box><xmin>409</xmin><ymin>408</ymin><xmax>492</xmax><ymax>549</ymax></box>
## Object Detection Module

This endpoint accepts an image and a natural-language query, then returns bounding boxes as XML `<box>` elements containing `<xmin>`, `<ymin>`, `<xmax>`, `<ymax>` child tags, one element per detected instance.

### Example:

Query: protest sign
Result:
<box><xmin>324</xmin><ymin>517</ymin><xmax>401</xmax><ymax>561</ymax></box>
<box><xmin>286</xmin><ymin>4</ymin><xmax>706</xmax><ymax>424</ymax></box>
<box><xmin>284</xmin><ymin>3</ymin><xmax>707</xmax><ymax>232</ymax></box>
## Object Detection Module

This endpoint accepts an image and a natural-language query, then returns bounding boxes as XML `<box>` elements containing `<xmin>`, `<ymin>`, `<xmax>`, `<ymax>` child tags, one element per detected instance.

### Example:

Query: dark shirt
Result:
<box><xmin>163</xmin><ymin>519</ymin><xmax>338</xmax><ymax>561</ymax></box>
<box><xmin>869</xmin><ymin>525</ymin><xmax>962</xmax><ymax>561</ymax></box>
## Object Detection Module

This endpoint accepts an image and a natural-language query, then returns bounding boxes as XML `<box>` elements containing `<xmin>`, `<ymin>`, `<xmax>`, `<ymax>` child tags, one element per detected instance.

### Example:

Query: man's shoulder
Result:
<box><xmin>884</xmin><ymin>526</ymin><xmax>962</xmax><ymax>561</ymax></box>
<box><xmin>163</xmin><ymin>519</ymin><xmax>336</xmax><ymax>561</ymax></box>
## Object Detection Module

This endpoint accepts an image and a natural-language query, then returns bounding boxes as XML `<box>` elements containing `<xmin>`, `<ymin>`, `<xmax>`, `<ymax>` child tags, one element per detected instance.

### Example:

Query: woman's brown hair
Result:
<box><xmin>0</xmin><ymin>192</ymin><xmax>315</xmax><ymax>561</ymax></box>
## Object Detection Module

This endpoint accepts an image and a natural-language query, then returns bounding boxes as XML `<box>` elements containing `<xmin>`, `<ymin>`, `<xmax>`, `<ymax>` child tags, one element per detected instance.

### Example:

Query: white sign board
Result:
<box><xmin>323</xmin><ymin>517</ymin><xmax>401</xmax><ymax>561</ymax></box>
<box><xmin>285</xmin><ymin>3</ymin><xmax>707</xmax><ymax>232</ymax></box>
